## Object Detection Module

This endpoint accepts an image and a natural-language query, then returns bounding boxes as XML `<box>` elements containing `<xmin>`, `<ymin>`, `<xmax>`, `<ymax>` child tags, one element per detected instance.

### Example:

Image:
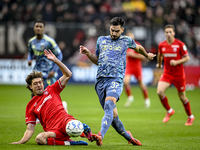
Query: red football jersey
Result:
<box><xmin>25</xmin><ymin>80</ymin><xmax>74</xmax><ymax>132</ymax></box>
<box><xmin>125</xmin><ymin>41</ymin><xmax>142</xmax><ymax>74</ymax></box>
<box><xmin>158</xmin><ymin>38</ymin><xmax>188</xmax><ymax>77</ymax></box>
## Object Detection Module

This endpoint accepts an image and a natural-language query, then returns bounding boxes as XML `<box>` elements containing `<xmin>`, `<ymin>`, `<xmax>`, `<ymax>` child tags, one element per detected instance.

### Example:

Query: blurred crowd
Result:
<box><xmin>0</xmin><ymin>0</ymin><xmax>200</xmax><ymax>63</ymax></box>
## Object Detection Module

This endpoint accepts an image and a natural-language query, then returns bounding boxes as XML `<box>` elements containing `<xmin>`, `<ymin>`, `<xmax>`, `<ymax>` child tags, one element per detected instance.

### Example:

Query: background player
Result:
<box><xmin>27</xmin><ymin>20</ymin><xmax>63</xmax><ymax>89</ymax></box>
<box><xmin>11</xmin><ymin>49</ymin><xmax>92</xmax><ymax>145</ymax></box>
<box><xmin>80</xmin><ymin>17</ymin><xmax>156</xmax><ymax>146</ymax></box>
<box><xmin>157</xmin><ymin>24</ymin><xmax>195</xmax><ymax>126</ymax></box>
<box><xmin>27</xmin><ymin>20</ymin><xmax>68</xmax><ymax>120</ymax></box>
<box><xmin>124</xmin><ymin>31</ymin><xmax>150</xmax><ymax>108</ymax></box>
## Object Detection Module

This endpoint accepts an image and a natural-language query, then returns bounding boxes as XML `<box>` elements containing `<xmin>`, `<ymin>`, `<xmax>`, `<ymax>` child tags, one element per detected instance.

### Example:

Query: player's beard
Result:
<box><xmin>111</xmin><ymin>35</ymin><xmax>119</xmax><ymax>40</ymax></box>
<box><xmin>36</xmin><ymin>33</ymin><xmax>42</xmax><ymax>37</ymax></box>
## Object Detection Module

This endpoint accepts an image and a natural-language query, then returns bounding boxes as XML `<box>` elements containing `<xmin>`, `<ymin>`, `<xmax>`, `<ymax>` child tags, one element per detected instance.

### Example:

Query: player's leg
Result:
<box><xmin>36</xmin><ymin>131</ymin><xmax>88</xmax><ymax>146</ymax></box>
<box><xmin>35</xmin><ymin>131</ymin><xmax>56</xmax><ymax>145</ymax></box>
<box><xmin>138</xmin><ymin>79</ymin><xmax>150</xmax><ymax>108</ymax></box>
<box><xmin>178</xmin><ymin>91</ymin><xmax>195</xmax><ymax>125</ymax></box>
<box><xmin>111</xmin><ymin>108</ymin><xmax>142</xmax><ymax>146</ymax></box>
<box><xmin>157</xmin><ymin>81</ymin><xmax>175</xmax><ymax>123</ymax></box>
<box><xmin>174</xmin><ymin>78</ymin><xmax>195</xmax><ymax>126</ymax></box>
<box><xmin>124</xmin><ymin>75</ymin><xmax>134</xmax><ymax>107</ymax></box>
<box><xmin>91</xmin><ymin>97</ymin><xmax>116</xmax><ymax>146</ymax></box>
<box><xmin>100</xmin><ymin>96</ymin><xmax>116</xmax><ymax>138</ymax></box>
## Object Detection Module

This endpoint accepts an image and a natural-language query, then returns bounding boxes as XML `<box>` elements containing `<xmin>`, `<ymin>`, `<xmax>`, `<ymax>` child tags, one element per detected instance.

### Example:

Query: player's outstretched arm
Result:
<box><xmin>11</xmin><ymin>124</ymin><xmax>35</xmax><ymax>144</ymax></box>
<box><xmin>156</xmin><ymin>52</ymin><xmax>163</xmax><ymax>69</ymax></box>
<box><xmin>44</xmin><ymin>49</ymin><xmax>72</xmax><ymax>87</ymax></box>
<box><xmin>79</xmin><ymin>45</ymin><xmax>98</xmax><ymax>65</ymax></box>
<box><xmin>134</xmin><ymin>44</ymin><xmax>156</xmax><ymax>60</ymax></box>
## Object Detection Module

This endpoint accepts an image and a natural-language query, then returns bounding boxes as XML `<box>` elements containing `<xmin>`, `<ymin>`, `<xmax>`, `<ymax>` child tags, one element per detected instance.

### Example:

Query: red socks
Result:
<box><xmin>125</xmin><ymin>84</ymin><xmax>132</xmax><ymax>97</ymax></box>
<box><xmin>183</xmin><ymin>100</ymin><xmax>192</xmax><ymax>116</ymax></box>
<box><xmin>47</xmin><ymin>138</ymin><xmax>65</xmax><ymax>145</ymax></box>
<box><xmin>142</xmin><ymin>88</ymin><xmax>148</xmax><ymax>99</ymax></box>
<box><xmin>160</xmin><ymin>95</ymin><xmax>171</xmax><ymax>111</ymax></box>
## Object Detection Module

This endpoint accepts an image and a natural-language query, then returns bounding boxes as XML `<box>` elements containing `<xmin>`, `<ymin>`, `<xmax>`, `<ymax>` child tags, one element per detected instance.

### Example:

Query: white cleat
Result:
<box><xmin>124</xmin><ymin>96</ymin><xmax>134</xmax><ymax>107</ymax></box>
<box><xmin>145</xmin><ymin>98</ymin><xmax>150</xmax><ymax>108</ymax></box>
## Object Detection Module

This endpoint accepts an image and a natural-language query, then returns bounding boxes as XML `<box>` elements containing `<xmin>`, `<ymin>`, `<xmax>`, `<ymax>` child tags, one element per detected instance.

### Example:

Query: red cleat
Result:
<box><xmin>127</xmin><ymin>131</ymin><xmax>142</xmax><ymax>146</ymax></box>
<box><xmin>91</xmin><ymin>132</ymin><xmax>102</xmax><ymax>146</ymax></box>
<box><xmin>185</xmin><ymin>117</ymin><xmax>195</xmax><ymax>126</ymax></box>
<box><xmin>163</xmin><ymin>109</ymin><xmax>175</xmax><ymax>123</ymax></box>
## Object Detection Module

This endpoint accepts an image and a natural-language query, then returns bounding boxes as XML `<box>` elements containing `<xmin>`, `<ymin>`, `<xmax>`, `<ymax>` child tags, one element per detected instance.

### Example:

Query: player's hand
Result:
<box><xmin>10</xmin><ymin>142</ymin><xmax>21</xmax><ymax>144</ymax></box>
<box><xmin>79</xmin><ymin>45</ymin><xmax>90</xmax><ymax>55</ymax></box>
<box><xmin>170</xmin><ymin>59</ymin><xmax>177</xmax><ymax>66</ymax></box>
<box><xmin>28</xmin><ymin>60</ymin><xmax>32</xmax><ymax>66</ymax></box>
<box><xmin>48</xmin><ymin>71</ymin><xmax>55</xmax><ymax>78</ymax></box>
<box><xmin>156</xmin><ymin>63</ymin><xmax>162</xmax><ymax>69</ymax></box>
<box><xmin>44</xmin><ymin>49</ymin><xmax>56</xmax><ymax>61</ymax></box>
<box><xmin>147</xmin><ymin>53</ymin><xmax>156</xmax><ymax>60</ymax></box>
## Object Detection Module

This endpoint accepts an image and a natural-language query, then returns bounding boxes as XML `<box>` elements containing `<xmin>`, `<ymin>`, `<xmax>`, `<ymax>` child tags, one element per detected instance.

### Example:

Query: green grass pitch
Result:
<box><xmin>0</xmin><ymin>84</ymin><xmax>199</xmax><ymax>150</ymax></box>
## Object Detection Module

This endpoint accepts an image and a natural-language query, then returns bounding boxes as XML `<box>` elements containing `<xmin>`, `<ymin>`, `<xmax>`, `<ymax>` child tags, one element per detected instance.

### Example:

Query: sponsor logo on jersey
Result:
<box><xmin>173</xmin><ymin>48</ymin><xmax>177</xmax><ymax>52</ymax></box>
<box><xmin>163</xmin><ymin>53</ymin><xmax>177</xmax><ymax>57</ymax></box>
<box><xmin>37</xmin><ymin>95</ymin><xmax>52</xmax><ymax>112</ymax></box>
<box><xmin>171</xmin><ymin>45</ymin><xmax>179</xmax><ymax>48</ymax></box>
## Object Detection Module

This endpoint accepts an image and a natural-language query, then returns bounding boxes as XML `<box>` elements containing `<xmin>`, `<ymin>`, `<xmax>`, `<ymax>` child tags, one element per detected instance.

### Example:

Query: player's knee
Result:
<box><xmin>35</xmin><ymin>133</ymin><xmax>46</xmax><ymax>145</ymax></box>
<box><xmin>123</xmin><ymin>79</ymin><xmax>129</xmax><ymax>85</ymax></box>
<box><xmin>104</xmin><ymin>100</ymin><xmax>114</xmax><ymax>111</ymax></box>
<box><xmin>157</xmin><ymin>89</ymin><xmax>164</xmax><ymax>96</ymax></box>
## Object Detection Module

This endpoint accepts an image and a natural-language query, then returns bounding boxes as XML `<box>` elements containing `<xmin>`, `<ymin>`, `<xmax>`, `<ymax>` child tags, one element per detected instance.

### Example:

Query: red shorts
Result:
<box><xmin>159</xmin><ymin>73</ymin><xmax>186</xmax><ymax>92</ymax></box>
<box><xmin>125</xmin><ymin>67</ymin><xmax>142</xmax><ymax>81</ymax></box>
<box><xmin>48</xmin><ymin>118</ymin><xmax>74</xmax><ymax>141</ymax></box>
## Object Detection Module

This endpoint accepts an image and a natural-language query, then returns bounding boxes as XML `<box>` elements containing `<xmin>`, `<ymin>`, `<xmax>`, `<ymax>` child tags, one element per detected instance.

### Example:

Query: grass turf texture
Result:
<box><xmin>0</xmin><ymin>84</ymin><xmax>199</xmax><ymax>150</ymax></box>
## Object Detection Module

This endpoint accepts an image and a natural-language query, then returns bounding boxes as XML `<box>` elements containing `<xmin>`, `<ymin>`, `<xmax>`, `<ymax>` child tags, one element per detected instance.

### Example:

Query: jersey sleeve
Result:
<box><xmin>180</xmin><ymin>42</ymin><xmax>188</xmax><ymax>57</ymax></box>
<box><xmin>51</xmin><ymin>80</ymin><xmax>65</xmax><ymax>94</ymax></box>
<box><xmin>158</xmin><ymin>43</ymin><xmax>162</xmax><ymax>54</ymax></box>
<box><xmin>48</xmin><ymin>38</ymin><xmax>62</xmax><ymax>56</ymax></box>
<box><xmin>127</xmin><ymin>36</ymin><xmax>136</xmax><ymax>49</ymax></box>
<box><xmin>48</xmin><ymin>38</ymin><xmax>63</xmax><ymax>72</ymax></box>
<box><xmin>27</xmin><ymin>40</ymin><xmax>34</xmax><ymax>61</ymax></box>
<box><xmin>95</xmin><ymin>37</ymin><xmax>101</xmax><ymax>57</ymax></box>
<box><xmin>25</xmin><ymin>103</ymin><xmax>36</xmax><ymax>125</ymax></box>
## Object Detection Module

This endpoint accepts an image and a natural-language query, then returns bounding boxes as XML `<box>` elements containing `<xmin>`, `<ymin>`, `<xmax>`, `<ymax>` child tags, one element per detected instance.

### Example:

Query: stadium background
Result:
<box><xmin>0</xmin><ymin>0</ymin><xmax>200</xmax><ymax>88</ymax></box>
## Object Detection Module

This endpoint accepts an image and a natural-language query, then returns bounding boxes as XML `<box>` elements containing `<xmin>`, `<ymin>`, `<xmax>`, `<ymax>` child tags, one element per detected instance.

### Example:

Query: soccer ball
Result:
<box><xmin>66</xmin><ymin>120</ymin><xmax>84</xmax><ymax>137</ymax></box>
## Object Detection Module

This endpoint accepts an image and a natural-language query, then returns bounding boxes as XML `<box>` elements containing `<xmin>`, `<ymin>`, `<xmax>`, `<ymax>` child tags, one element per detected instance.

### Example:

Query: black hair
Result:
<box><xmin>110</xmin><ymin>17</ymin><xmax>125</xmax><ymax>27</ymax></box>
<box><xmin>34</xmin><ymin>20</ymin><xmax>45</xmax><ymax>26</ymax></box>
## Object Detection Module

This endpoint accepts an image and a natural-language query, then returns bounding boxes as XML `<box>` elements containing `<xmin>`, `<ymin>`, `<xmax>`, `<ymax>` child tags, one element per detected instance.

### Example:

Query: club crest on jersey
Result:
<box><xmin>44</xmin><ymin>90</ymin><xmax>49</xmax><ymax>95</ymax></box>
<box><xmin>40</xmin><ymin>43</ymin><xmax>45</xmax><ymax>50</ymax></box>
<box><xmin>162</xmin><ymin>48</ymin><xmax>166</xmax><ymax>51</ymax></box>
<box><xmin>171</xmin><ymin>45</ymin><xmax>179</xmax><ymax>52</ymax></box>
<box><xmin>173</xmin><ymin>48</ymin><xmax>177</xmax><ymax>52</ymax></box>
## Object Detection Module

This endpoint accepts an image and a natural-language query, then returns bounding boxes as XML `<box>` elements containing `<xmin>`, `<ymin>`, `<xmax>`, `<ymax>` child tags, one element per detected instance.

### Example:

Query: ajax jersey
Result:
<box><xmin>95</xmin><ymin>35</ymin><xmax>136</xmax><ymax>79</ymax></box>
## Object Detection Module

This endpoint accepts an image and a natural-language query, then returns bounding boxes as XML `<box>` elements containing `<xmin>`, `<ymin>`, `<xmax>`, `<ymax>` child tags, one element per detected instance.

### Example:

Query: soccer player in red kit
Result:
<box><xmin>157</xmin><ymin>25</ymin><xmax>195</xmax><ymax>126</ymax></box>
<box><xmin>11</xmin><ymin>50</ymin><xmax>92</xmax><ymax>145</ymax></box>
<box><xmin>124</xmin><ymin>31</ymin><xmax>150</xmax><ymax>108</ymax></box>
